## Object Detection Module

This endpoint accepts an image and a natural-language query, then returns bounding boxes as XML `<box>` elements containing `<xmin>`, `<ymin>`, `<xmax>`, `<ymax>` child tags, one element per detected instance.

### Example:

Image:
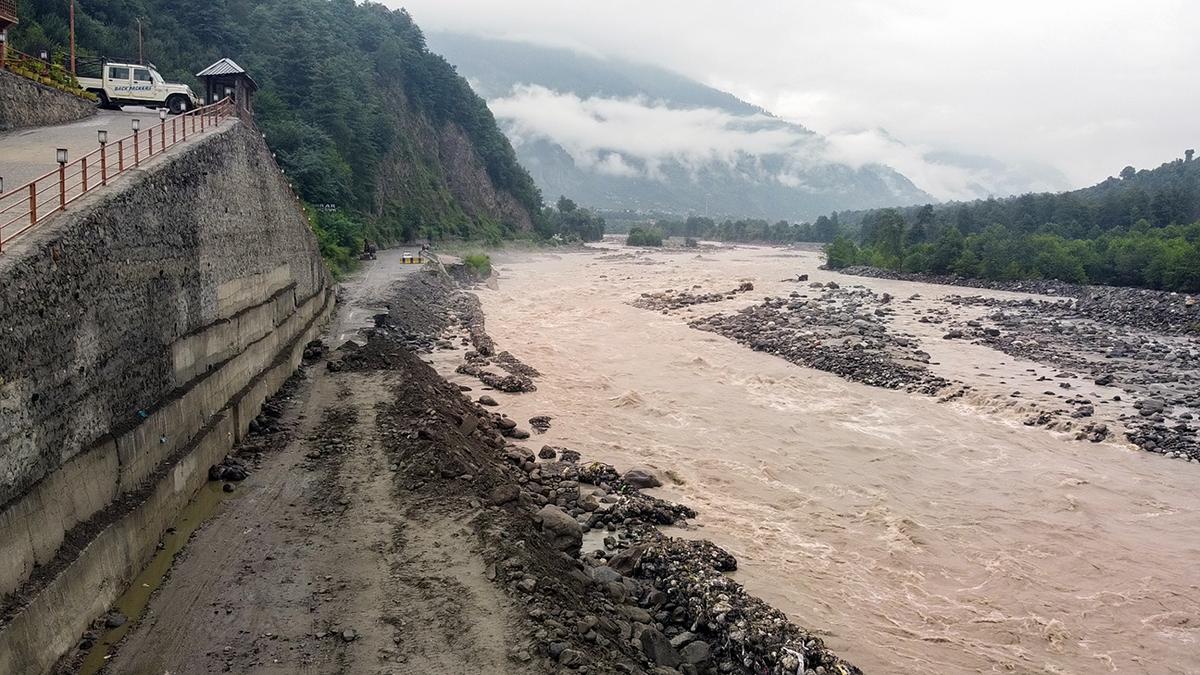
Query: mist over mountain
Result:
<box><xmin>428</xmin><ymin>33</ymin><xmax>1069</xmax><ymax>220</ymax></box>
<box><xmin>430</xmin><ymin>32</ymin><xmax>934</xmax><ymax>220</ymax></box>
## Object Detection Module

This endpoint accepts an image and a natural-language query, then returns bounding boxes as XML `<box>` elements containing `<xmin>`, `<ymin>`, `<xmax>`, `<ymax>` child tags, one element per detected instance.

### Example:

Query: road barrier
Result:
<box><xmin>0</xmin><ymin>97</ymin><xmax>235</xmax><ymax>253</ymax></box>
<box><xmin>400</xmin><ymin>255</ymin><xmax>426</xmax><ymax>264</ymax></box>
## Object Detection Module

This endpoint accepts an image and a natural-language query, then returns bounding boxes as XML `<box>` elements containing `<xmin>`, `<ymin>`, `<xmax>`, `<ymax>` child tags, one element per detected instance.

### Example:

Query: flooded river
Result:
<box><xmin>436</xmin><ymin>245</ymin><xmax>1200</xmax><ymax>674</ymax></box>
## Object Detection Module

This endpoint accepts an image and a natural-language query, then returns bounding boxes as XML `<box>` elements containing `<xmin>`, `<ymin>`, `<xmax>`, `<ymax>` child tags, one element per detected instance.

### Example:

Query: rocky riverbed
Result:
<box><xmin>938</xmin><ymin>293</ymin><xmax>1200</xmax><ymax>460</ymax></box>
<box><xmin>832</xmin><ymin>267</ymin><xmax>1200</xmax><ymax>462</ymax></box>
<box><xmin>629</xmin><ymin>266</ymin><xmax>1200</xmax><ymax>465</ymax></box>
<box><xmin>685</xmin><ymin>282</ymin><xmax>949</xmax><ymax>394</ymax></box>
<box><xmin>341</xmin><ymin>266</ymin><xmax>862</xmax><ymax>675</ymax></box>
<box><xmin>836</xmin><ymin>265</ymin><xmax>1200</xmax><ymax>334</ymax></box>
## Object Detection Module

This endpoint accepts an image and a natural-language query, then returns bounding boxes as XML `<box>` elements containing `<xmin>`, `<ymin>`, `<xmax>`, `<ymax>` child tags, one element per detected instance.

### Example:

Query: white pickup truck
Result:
<box><xmin>77</xmin><ymin>61</ymin><xmax>199</xmax><ymax>113</ymax></box>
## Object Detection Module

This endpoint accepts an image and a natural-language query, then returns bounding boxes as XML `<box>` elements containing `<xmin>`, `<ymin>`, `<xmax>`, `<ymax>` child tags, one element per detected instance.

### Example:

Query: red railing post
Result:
<box><xmin>134</xmin><ymin>132</ymin><xmax>140</xmax><ymax>167</ymax></box>
<box><xmin>200</xmin><ymin>110</ymin><xmax>206</xmax><ymax>132</ymax></box>
<box><xmin>59</xmin><ymin>163</ymin><xmax>66</xmax><ymax>210</ymax></box>
<box><xmin>100</xmin><ymin>144</ymin><xmax>107</xmax><ymax>185</ymax></box>
<box><xmin>161</xmin><ymin>119</ymin><xmax>166</xmax><ymax>150</ymax></box>
<box><xmin>118</xmin><ymin>139</ymin><xmax>125</xmax><ymax>172</ymax></box>
<box><xmin>29</xmin><ymin>183</ymin><xmax>37</xmax><ymax>225</ymax></box>
<box><xmin>148</xmin><ymin>128</ymin><xmax>154</xmax><ymax>156</ymax></box>
<box><xmin>82</xmin><ymin>158</ymin><xmax>88</xmax><ymax>192</ymax></box>
<box><xmin>172</xmin><ymin>118</ymin><xmax>177</xmax><ymax>144</ymax></box>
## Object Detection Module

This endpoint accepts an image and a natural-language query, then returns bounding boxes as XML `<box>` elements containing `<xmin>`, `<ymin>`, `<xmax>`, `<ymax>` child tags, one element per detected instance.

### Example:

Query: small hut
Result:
<box><xmin>196</xmin><ymin>58</ymin><xmax>257</xmax><ymax>114</ymax></box>
<box><xmin>0</xmin><ymin>0</ymin><xmax>18</xmax><ymax>69</ymax></box>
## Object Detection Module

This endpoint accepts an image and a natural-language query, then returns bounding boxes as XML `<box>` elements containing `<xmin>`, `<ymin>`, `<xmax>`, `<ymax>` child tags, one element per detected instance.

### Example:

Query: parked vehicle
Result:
<box><xmin>77</xmin><ymin>61</ymin><xmax>199</xmax><ymax>113</ymax></box>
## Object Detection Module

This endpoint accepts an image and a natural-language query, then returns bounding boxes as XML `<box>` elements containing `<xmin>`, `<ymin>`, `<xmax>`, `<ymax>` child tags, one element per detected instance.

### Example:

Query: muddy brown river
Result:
<box><xmin>433</xmin><ymin>245</ymin><xmax>1200</xmax><ymax>674</ymax></box>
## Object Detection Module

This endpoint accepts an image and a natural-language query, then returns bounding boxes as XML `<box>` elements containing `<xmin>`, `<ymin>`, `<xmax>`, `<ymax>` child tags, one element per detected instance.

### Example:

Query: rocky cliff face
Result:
<box><xmin>373</xmin><ymin>89</ymin><xmax>535</xmax><ymax>236</ymax></box>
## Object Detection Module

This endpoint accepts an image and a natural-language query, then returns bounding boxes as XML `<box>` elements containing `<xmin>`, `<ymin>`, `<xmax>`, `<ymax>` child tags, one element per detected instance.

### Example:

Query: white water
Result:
<box><xmin>437</xmin><ymin>246</ymin><xmax>1200</xmax><ymax>674</ymax></box>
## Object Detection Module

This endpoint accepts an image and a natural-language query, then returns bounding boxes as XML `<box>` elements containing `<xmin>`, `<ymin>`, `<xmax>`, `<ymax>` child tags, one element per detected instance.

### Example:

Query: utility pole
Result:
<box><xmin>136</xmin><ymin>18</ymin><xmax>143</xmax><ymax>64</ymax></box>
<box><xmin>69</xmin><ymin>0</ymin><xmax>76</xmax><ymax>74</ymax></box>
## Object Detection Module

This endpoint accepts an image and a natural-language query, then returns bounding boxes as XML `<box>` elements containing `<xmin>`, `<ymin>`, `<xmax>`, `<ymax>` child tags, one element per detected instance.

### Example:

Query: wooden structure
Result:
<box><xmin>0</xmin><ymin>0</ymin><xmax>17</xmax><ymax>70</ymax></box>
<box><xmin>196</xmin><ymin>58</ymin><xmax>257</xmax><ymax>114</ymax></box>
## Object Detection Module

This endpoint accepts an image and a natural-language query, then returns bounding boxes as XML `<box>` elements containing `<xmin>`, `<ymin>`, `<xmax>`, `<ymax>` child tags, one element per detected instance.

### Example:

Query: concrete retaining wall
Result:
<box><xmin>0</xmin><ymin>120</ymin><xmax>332</xmax><ymax>673</ymax></box>
<box><xmin>0</xmin><ymin>69</ymin><xmax>96</xmax><ymax>131</ymax></box>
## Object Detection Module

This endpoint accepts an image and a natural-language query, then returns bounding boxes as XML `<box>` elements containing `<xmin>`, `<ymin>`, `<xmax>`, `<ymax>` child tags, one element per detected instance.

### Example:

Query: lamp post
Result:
<box><xmin>98</xmin><ymin>130</ymin><xmax>108</xmax><ymax>185</ymax></box>
<box><xmin>132</xmin><ymin>119</ymin><xmax>141</xmax><ymax>166</ymax></box>
<box><xmin>56</xmin><ymin>148</ymin><xmax>68</xmax><ymax>209</ymax></box>
<box><xmin>159</xmin><ymin>108</ymin><xmax>167</xmax><ymax>151</ymax></box>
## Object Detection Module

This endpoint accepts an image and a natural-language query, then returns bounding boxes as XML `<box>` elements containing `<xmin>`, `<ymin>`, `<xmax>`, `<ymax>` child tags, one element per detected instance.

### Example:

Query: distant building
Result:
<box><xmin>196</xmin><ymin>58</ymin><xmax>258</xmax><ymax>114</ymax></box>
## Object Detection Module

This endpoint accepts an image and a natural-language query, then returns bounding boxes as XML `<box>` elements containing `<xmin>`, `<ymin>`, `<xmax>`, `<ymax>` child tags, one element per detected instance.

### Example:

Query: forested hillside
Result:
<box><xmin>824</xmin><ymin>152</ymin><xmax>1200</xmax><ymax>291</ymax></box>
<box><xmin>11</xmin><ymin>0</ymin><xmax>545</xmax><ymax>270</ymax></box>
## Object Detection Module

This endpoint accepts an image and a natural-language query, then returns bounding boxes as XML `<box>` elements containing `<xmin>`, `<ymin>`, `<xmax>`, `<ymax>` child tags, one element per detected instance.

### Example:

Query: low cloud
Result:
<box><xmin>821</xmin><ymin>129</ymin><xmax>1068</xmax><ymax>201</ymax></box>
<box><xmin>488</xmin><ymin>85</ymin><xmax>1064</xmax><ymax>201</ymax></box>
<box><xmin>489</xmin><ymin>85</ymin><xmax>823</xmax><ymax>181</ymax></box>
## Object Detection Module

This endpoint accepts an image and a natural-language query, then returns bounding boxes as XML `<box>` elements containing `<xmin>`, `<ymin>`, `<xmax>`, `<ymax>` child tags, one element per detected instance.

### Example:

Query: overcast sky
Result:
<box><xmin>389</xmin><ymin>0</ymin><xmax>1198</xmax><ymax>193</ymax></box>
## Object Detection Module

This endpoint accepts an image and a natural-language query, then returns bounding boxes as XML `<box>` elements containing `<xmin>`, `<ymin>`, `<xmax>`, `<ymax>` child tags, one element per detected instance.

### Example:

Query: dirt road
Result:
<box><xmin>97</xmin><ymin>264</ymin><xmax>530</xmax><ymax>675</ymax></box>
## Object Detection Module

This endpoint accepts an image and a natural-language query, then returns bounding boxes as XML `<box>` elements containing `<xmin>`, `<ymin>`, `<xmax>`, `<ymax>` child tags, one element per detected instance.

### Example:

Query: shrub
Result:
<box><xmin>626</xmin><ymin>227</ymin><xmax>664</xmax><ymax>247</ymax></box>
<box><xmin>463</xmin><ymin>252</ymin><xmax>492</xmax><ymax>277</ymax></box>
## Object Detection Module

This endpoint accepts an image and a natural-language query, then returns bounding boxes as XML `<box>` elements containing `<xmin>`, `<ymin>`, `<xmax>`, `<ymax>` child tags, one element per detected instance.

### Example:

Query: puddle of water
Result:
<box><xmin>77</xmin><ymin>481</ymin><xmax>232</xmax><ymax>674</ymax></box>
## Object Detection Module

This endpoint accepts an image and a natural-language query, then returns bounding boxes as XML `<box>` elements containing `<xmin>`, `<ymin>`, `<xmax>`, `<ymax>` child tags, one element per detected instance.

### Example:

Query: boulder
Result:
<box><xmin>680</xmin><ymin>640</ymin><xmax>711</xmax><ymax>665</ymax></box>
<box><xmin>489</xmin><ymin>483</ymin><xmax>519</xmax><ymax>505</ymax></box>
<box><xmin>621</xmin><ymin>467</ymin><xmax>663</xmax><ymax>489</ymax></box>
<box><xmin>640</xmin><ymin>628</ymin><xmax>682</xmax><ymax>667</ymax></box>
<box><xmin>608</xmin><ymin>544</ymin><xmax>647</xmax><ymax>576</ymax></box>
<box><xmin>590</xmin><ymin>566</ymin><xmax>623</xmax><ymax>584</ymax></box>
<box><xmin>536</xmin><ymin>505</ymin><xmax>582</xmax><ymax>554</ymax></box>
<box><xmin>478</xmin><ymin>395</ymin><xmax>499</xmax><ymax>406</ymax></box>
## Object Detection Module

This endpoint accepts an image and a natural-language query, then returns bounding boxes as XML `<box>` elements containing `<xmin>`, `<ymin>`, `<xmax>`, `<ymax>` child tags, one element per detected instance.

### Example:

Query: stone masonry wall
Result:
<box><xmin>0</xmin><ymin>122</ymin><xmax>326</xmax><ymax>508</ymax></box>
<box><xmin>0</xmin><ymin>69</ymin><xmax>96</xmax><ymax>132</ymax></box>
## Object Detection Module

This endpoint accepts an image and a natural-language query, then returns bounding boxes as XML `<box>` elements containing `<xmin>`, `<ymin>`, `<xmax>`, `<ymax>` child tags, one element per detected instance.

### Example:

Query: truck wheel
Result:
<box><xmin>168</xmin><ymin>95</ymin><xmax>189</xmax><ymax>115</ymax></box>
<box><xmin>95</xmin><ymin>92</ymin><xmax>120</xmax><ymax>110</ymax></box>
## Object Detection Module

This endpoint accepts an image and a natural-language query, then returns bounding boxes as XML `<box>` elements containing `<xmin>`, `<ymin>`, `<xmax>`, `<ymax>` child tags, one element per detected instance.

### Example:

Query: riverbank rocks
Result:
<box><xmin>208</xmin><ymin>457</ymin><xmax>249</xmax><ymax>482</ymax></box>
<box><xmin>530</xmin><ymin>415</ymin><xmax>552</xmax><ymax>433</ymax></box>
<box><xmin>632</xmin><ymin>282</ymin><xmax>760</xmax><ymax>311</ymax></box>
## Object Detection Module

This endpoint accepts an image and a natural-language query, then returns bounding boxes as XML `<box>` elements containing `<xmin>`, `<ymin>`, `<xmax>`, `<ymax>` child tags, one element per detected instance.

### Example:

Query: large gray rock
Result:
<box><xmin>680</xmin><ymin>640</ymin><xmax>711</xmax><ymax>665</ymax></box>
<box><xmin>640</xmin><ymin>627</ymin><xmax>681</xmax><ymax>667</ymax></box>
<box><xmin>621</xmin><ymin>467</ymin><xmax>663</xmax><ymax>489</ymax></box>
<box><xmin>536</xmin><ymin>505</ymin><xmax>582</xmax><ymax>553</ymax></box>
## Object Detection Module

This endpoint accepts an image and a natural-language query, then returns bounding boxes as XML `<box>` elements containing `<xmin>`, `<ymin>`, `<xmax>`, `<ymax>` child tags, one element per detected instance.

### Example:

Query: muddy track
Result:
<box><xmin>94</xmin><ymin>349</ymin><xmax>534</xmax><ymax>674</ymax></box>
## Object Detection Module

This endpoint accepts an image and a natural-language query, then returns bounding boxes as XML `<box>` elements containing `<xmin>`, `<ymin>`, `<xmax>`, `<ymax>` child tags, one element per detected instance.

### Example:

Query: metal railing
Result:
<box><xmin>2</xmin><ymin>45</ymin><xmax>53</xmax><ymax>75</ymax></box>
<box><xmin>0</xmin><ymin>97</ymin><xmax>235</xmax><ymax>253</ymax></box>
